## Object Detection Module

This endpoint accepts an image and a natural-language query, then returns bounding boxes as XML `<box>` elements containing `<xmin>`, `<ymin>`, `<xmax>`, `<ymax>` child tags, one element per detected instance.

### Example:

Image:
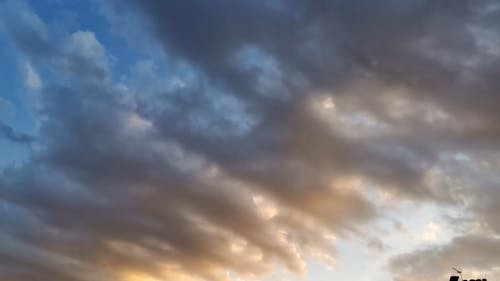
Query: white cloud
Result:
<box><xmin>24</xmin><ymin>61</ymin><xmax>41</xmax><ymax>90</ymax></box>
<box><xmin>126</xmin><ymin>112</ymin><xmax>152</xmax><ymax>135</ymax></box>
<box><xmin>69</xmin><ymin>31</ymin><xmax>106</xmax><ymax>62</ymax></box>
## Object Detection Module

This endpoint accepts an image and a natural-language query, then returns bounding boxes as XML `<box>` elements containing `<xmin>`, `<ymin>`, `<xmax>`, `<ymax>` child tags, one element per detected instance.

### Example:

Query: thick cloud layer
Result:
<box><xmin>2</xmin><ymin>0</ymin><xmax>500</xmax><ymax>280</ymax></box>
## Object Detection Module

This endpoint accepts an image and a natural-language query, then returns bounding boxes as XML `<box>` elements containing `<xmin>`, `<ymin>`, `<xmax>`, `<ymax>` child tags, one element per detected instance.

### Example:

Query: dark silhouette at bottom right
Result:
<box><xmin>450</xmin><ymin>275</ymin><xmax>487</xmax><ymax>281</ymax></box>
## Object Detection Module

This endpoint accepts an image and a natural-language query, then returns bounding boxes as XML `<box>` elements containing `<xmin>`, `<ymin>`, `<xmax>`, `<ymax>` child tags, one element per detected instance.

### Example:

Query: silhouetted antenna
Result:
<box><xmin>452</xmin><ymin>267</ymin><xmax>463</xmax><ymax>281</ymax></box>
<box><xmin>449</xmin><ymin>268</ymin><xmax>487</xmax><ymax>281</ymax></box>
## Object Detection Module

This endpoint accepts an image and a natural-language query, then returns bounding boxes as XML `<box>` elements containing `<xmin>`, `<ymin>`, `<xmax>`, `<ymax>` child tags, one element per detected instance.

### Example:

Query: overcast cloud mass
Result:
<box><xmin>1</xmin><ymin>1</ymin><xmax>500</xmax><ymax>281</ymax></box>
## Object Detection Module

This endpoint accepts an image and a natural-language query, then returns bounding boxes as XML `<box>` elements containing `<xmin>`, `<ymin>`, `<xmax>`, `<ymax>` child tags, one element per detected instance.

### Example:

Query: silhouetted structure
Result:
<box><xmin>451</xmin><ymin>276</ymin><xmax>487</xmax><ymax>281</ymax></box>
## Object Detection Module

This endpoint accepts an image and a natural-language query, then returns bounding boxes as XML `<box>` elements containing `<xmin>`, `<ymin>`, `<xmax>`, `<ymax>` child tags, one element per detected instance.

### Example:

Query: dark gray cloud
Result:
<box><xmin>101</xmin><ymin>0</ymin><xmax>500</xmax><ymax>200</ymax></box>
<box><xmin>2</xmin><ymin>0</ymin><xmax>500</xmax><ymax>280</ymax></box>
<box><xmin>0</xmin><ymin>121</ymin><xmax>34</xmax><ymax>145</ymax></box>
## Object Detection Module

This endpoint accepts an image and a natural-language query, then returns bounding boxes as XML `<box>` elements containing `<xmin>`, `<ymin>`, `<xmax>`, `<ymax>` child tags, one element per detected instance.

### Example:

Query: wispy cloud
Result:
<box><xmin>24</xmin><ymin>61</ymin><xmax>41</xmax><ymax>90</ymax></box>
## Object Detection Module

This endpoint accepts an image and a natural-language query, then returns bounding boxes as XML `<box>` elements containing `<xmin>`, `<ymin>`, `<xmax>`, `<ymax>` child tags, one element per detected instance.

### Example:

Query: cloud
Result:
<box><xmin>0</xmin><ymin>121</ymin><xmax>34</xmax><ymax>145</ymax></box>
<box><xmin>422</xmin><ymin>222</ymin><xmax>441</xmax><ymax>242</ymax></box>
<box><xmin>99</xmin><ymin>0</ymin><xmax>500</xmax><ymax>201</ymax></box>
<box><xmin>390</xmin><ymin>235</ymin><xmax>500</xmax><ymax>281</ymax></box>
<box><xmin>0</xmin><ymin>0</ymin><xmax>54</xmax><ymax>57</ymax></box>
<box><xmin>389</xmin><ymin>150</ymin><xmax>500</xmax><ymax>280</ymax></box>
<box><xmin>3</xmin><ymin>0</ymin><xmax>500</xmax><ymax>281</ymax></box>
<box><xmin>0</xmin><ymin>3</ymin><xmax>369</xmax><ymax>280</ymax></box>
<box><xmin>24</xmin><ymin>61</ymin><xmax>41</xmax><ymax>90</ymax></box>
<box><xmin>59</xmin><ymin>30</ymin><xmax>110</xmax><ymax>85</ymax></box>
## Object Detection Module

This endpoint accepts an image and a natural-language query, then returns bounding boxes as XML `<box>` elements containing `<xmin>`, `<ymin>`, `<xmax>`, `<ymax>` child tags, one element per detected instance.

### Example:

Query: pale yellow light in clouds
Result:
<box><xmin>422</xmin><ymin>222</ymin><xmax>441</xmax><ymax>242</ymax></box>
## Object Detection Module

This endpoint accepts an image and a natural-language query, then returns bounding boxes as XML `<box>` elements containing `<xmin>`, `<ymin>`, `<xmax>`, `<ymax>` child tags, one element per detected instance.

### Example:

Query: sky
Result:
<box><xmin>1</xmin><ymin>1</ymin><xmax>500</xmax><ymax>281</ymax></box>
